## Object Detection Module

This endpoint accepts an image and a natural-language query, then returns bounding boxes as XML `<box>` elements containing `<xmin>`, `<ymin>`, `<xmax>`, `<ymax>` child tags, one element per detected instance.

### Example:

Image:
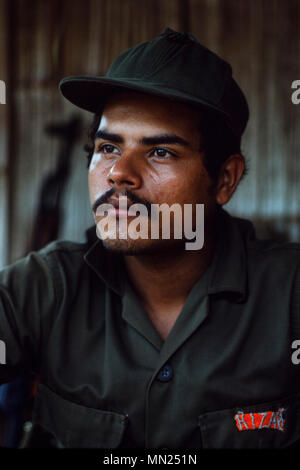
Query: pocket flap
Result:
<box><xmin>32</xmin><ymin>383</ymin><xmax>128</xmax><ymax>448</ymax></box>
<box><xmin>198</xmin><ymin>394</ymin><xmax>300</xmax><ymax>448</ymax></box>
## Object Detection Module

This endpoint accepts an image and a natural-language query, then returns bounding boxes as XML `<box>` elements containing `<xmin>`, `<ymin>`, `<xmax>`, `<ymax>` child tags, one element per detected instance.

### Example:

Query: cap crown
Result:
<box><xmin>60</xmin><ymin>28</ymin><xmax>249</xmax><ymax>136</ymax></box>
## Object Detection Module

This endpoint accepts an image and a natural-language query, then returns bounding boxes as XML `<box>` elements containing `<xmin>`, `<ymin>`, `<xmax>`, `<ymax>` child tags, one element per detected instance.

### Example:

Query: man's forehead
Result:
<box><xmin>98</xmin><ymin>90</ymin><xmax>203</xmax><ymax>132</ymax></box>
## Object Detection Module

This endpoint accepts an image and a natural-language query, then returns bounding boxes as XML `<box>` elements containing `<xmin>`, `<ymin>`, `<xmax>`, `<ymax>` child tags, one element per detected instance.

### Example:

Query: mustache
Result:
<box><xmin>92</xmin><ymin>188</ymin><xmax>153</xmax><ymax>214</ymax></box>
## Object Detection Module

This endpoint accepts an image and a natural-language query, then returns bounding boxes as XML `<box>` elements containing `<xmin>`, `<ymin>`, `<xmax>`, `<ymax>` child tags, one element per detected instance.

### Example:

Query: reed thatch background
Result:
<box><xmin>0</xmin><ymin>0</ymin><xmax>300</xmax><ymax>266</ymax></box>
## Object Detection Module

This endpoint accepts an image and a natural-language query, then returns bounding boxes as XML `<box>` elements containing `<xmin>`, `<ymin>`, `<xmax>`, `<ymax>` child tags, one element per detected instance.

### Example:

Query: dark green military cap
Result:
<box><xmin>59</xmin><ymin>28</ymin><xmax>249</xmax><ymax>137</ymax></box>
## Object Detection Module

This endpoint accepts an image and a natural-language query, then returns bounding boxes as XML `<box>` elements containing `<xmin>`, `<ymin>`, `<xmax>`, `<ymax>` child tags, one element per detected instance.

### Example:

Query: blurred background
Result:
<box><xmin>0</xmin><ymin>0</ymin><xmax>300</xmax><ymax>448</ymax></box>
<box><xmin>0</xmin><ymin>0</ymin><xmax>300</xmax><ymax>270</ymax></box>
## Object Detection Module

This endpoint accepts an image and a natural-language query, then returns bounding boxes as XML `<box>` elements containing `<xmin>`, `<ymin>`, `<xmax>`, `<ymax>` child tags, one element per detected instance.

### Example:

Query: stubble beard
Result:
<box><xmin>101</xmin><ymin>234</ymin><xmax>186</xmax><ymax>256</ymax></box>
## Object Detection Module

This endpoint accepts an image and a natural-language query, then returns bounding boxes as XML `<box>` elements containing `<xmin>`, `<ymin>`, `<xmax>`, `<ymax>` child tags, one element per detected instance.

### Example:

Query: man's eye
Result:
<box><xmin>99</xmin><ymin>144</ymin><xmax>119</xmax><ymax>154</ymax></box>
<box><xmin>152</xmin><ymin>148</ymin><xmax>173</xmax><ymax>158</ymax></box>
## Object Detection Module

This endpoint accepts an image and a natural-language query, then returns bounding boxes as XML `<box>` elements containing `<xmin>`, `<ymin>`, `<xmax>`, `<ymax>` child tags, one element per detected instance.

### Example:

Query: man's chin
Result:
<box><xmin>100</xmin><ymin>237</ymin><xmax>186</xmax><ymax>256</ymax></box>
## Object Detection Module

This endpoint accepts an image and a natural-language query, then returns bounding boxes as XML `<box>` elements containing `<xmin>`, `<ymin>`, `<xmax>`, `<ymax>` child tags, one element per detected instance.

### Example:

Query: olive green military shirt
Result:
<box><xmin>0</xmin><ymin>209</ymin><xmax>300</xmax><ymax>448</ymax></box>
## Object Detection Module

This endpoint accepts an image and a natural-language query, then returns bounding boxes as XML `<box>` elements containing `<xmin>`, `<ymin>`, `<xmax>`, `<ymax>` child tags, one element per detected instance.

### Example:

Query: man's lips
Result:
<box><xmin>94</xmin><ymin>194</ymin><xmax>152</xmax><ymax>219</ymax></box>
<box><xmin>107</xmin><ymin>197</ymin><xmax>132</xmax><ymax>208</ymax></box>
<box><xmin>103</xmin><ymin>197</ymin><xmax>135</xmax><ymax>217</ymax></box>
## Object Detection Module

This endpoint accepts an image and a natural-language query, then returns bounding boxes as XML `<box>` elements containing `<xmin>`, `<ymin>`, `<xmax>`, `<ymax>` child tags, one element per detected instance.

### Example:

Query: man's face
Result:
<box><xmin>88</xmin><ymin>91</ymin><xmax>218</xmax><ymax>254</ymax></box>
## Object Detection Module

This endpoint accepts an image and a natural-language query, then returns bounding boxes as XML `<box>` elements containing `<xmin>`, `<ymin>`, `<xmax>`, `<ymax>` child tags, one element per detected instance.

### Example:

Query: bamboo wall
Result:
<box><xmin>1</xmin><ymin>0</ymin><xmax>300</xmax><ymax>264</ymax></box>
<box><xmin>0</xmin><ymin>0</ymin><xmax>8</xmax><ymax>267</ymax></box>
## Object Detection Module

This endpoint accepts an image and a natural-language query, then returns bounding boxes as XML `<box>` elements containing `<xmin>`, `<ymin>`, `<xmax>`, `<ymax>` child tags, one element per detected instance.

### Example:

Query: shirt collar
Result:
<box><xmin>83</xmin><ymin>228</ymin><xmax>125</xmax><ymax>296</ymax></box>
<box><xmin>83</xmin><ymin>208</ymin><xmax>255</xmax><ymax>302</ymax></box>
<box><xmin>207</xmin><ymin>207</ymin><xmax>255</xmax><ymax>302</ymax></box>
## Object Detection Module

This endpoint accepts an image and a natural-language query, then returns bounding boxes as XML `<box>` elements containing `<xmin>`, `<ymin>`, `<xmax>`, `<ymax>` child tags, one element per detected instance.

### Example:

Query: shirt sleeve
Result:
<box><xmin>0</xmin><ymin>250</ymin><xmax>57</xmax><ymax>384</ymax></box>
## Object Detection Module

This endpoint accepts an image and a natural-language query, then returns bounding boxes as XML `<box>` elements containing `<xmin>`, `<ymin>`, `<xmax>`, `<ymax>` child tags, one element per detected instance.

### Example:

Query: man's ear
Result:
<box><xmin>215</xmin><ymin>154</ymin><xmax>245</xmax><ymax>205</ymax></box>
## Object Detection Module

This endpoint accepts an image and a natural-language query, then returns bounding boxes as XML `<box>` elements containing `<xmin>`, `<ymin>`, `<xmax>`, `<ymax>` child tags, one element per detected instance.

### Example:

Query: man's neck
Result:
<box><xmin>124</xmin><ymin>234</ymin><xmax>215</xmax><ymax>310</ymax></box>
<box><xmin>123</xmin><ymin>233</ymin><xmax>216</xmax><ymax>341</ymax></box>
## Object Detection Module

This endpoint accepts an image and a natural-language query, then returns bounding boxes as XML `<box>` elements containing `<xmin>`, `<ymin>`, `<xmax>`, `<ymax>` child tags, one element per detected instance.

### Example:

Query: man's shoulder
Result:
<box><xmin>248</xmin><ymin>234</ymin><xmax>300</xmax><ymax>258</ymax></box>
<box><xmin>26</xmin><ymin>227</ymin><xmax>106</xmax><ymax>301</ymax></box>
<box><xmin>35</xmin><ymin>227</ymin><xmax>122</xmax><ymax>297</ymax></box>
<box><xmin>2</xmin><ymin>226</ymin><xmax>100</xmax><ymax>289</ymax></box>
<box><xmin>248</xmin><ymin>239</ymin><xmax>300</xmax><ymax>292</ymax></box>
<box><xmin>39</xmin><ymin>238</ymin><xmax>88</xmax><ymax>257</ymax></box>
<box><xmin>247</xmin><ymin>228</ymin><xmax>300</xmax><ymax>264</ymax></box>
<box><xmin>37</xmin><ymin>225</ymin><xmax>97</xmax><ymax>262</ymax></box>
<box><xmin>231</xmin><ymin>212</ymin><xmax>300</xmax><ymax>272</ymax></box>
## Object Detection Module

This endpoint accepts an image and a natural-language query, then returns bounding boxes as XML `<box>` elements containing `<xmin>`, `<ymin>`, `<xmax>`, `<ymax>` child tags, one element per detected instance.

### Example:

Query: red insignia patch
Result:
<box><xmin>234</xmin><ymin>408</ymin><xmax>285</xmax><ymax>432</ymax></box>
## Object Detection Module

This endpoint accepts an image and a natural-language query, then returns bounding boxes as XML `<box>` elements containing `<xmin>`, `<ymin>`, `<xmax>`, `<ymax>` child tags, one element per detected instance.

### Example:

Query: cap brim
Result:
<box><xmin>59</xmin><ymin>76</ymin><xmax>230</xmax><ymax>122</ymax></box>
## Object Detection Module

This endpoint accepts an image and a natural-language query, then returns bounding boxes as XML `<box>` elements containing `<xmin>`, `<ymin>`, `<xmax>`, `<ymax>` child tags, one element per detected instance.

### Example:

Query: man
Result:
<box><xmin>1</xmin><ymin>28</ymin><xmax>300</xmax><ymax>449</ymax></box>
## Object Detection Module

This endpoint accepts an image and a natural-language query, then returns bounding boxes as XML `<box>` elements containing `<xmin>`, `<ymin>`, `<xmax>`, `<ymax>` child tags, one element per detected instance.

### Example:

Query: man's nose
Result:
<box><xmin>107</xmin><ymin>151</ymin><xmax>142</xmax><ymax>190</ymax></box>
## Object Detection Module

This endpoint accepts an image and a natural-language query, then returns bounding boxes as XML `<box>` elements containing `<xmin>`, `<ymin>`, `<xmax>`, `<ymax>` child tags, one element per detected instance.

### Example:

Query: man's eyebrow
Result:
<box><xmin>141</xmin><ymin>134</ymin><xmax>190</xmax><ymax>148</ymax></box>
<box><xmin>94</xmin><ymin>130</ymin><xmax>191</xmax><ymax>148</ymax></box>
<box><xmin>94</xmin><ymin>130</ymin><xmax>124</xmax><ymax>143</ymax></box>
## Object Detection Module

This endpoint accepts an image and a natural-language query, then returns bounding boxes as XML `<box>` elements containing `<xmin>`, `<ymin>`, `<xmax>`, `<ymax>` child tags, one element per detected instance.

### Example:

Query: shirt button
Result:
<box><xmin>156</xmin><ymin>364</ymin><xmax>173</xmax><ymax>382</ymax></box>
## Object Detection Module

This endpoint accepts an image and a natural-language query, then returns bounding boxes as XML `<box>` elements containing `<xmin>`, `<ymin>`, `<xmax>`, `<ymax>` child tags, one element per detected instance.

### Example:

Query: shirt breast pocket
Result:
<box><xmin>32</xmin><ymin>383</ymin><xmax>128</xmax><ymax>448</ymax></box>
<box><xmin>198</xmin><ymin>393</ymin><xmax>300</xmax><ymax>448</ymax></box>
